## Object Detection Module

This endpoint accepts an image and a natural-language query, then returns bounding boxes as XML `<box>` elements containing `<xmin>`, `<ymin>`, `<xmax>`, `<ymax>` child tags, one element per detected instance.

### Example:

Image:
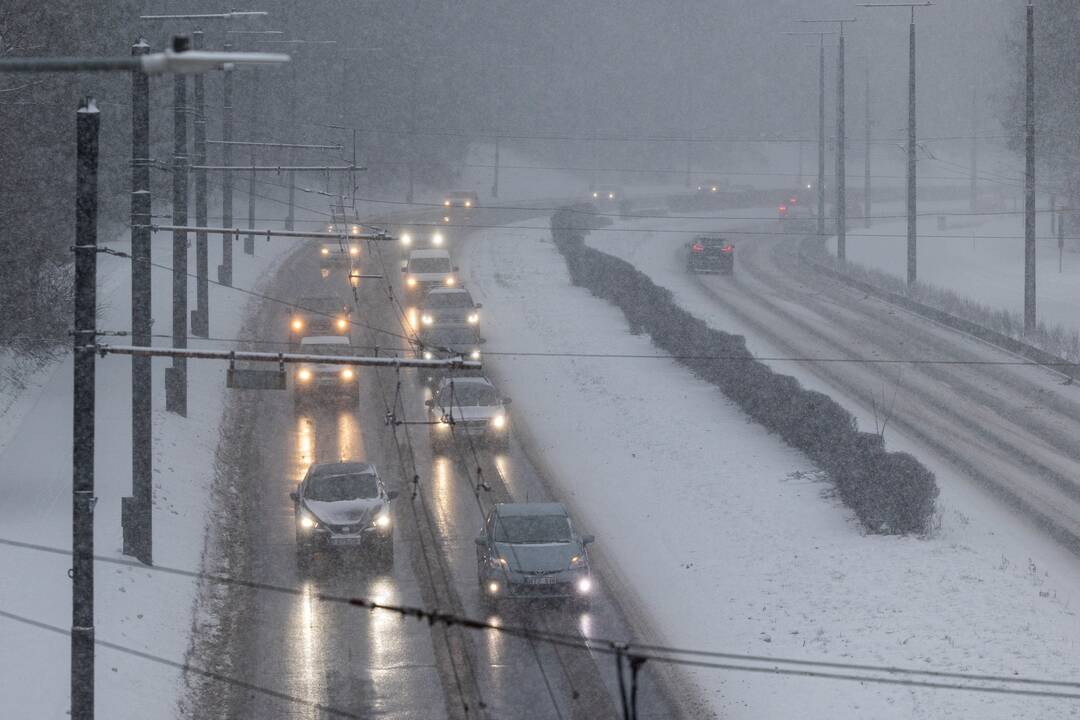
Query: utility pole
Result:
<box><xmin>864</xmin><ymin>62</ymin><xmax>872</xmax><ymax>228</ymax></box>
<box><xmin>286</xmin><ymin>54</ymin><xmax>297</xmax><ymax>230</ymax></box>
<box><xmin>818</xmin><ymin>35</ymin><xmax>826</xmax><ymax>237</ymax></box>
<box><xmin>861</xmin><ymin>2</ymin><xmax>931</xmax><ymax>284</ymax></box>
<box><xmin>969</xmin><ymin>84</ymin><xmax>978</xmax><ymax>213</ymax></box>
<box><xmin>126</xmin><ymin>39</ymin><xmax>153</xmax><ymax>564</ymax></box>
<box><xmin>219</xmin><ymin>44</ymin><xmax>233</xmax><ymax>286</ymax></box>
<box><xmin>1024</xmin><ymin>1</ymin><xmax>1036</xmax><ymax>333</ymax></box>
<box><xmin>492</xmin><ymin>135</ymin><xmax>500</xmax><ymax>199</ymax></box>
<box><xmin>72</xmin><ymin>95</ymin><xmax>100</xmax><ymax>720</ymax></box>
<box><xmin>166</xmin><ymin>36</ymin><xmax>189</xmax><ymax>416</ymax></box>
<box><xmin>192</xmin><ymin>30</ymin><xmax>209</xmax><ymax>338</ymax></box>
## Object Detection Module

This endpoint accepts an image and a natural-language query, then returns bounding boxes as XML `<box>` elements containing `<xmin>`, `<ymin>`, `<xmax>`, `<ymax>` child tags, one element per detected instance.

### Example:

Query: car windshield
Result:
<box><xmin>306</xmin><ymin>472</ymin><xmax>379</xmax><ymax>502</ymax></box>
<box><xmin>410</xmin><ymin>258</ymin><xmax>451</xmax><ymax>274</ymax></box>
<box><xmin>297</xmin><ymin>297</ymin><xmax>345</xmax><ymax>315</ymax></box>
<box><xmin>494</xmin><ymin>515</ymin><xmax>572</xmax><ymax>544</ymax></box>
<box><xmin>424</xmin><ymin>327</ymin><xmax>479</xmax><ymax>345</ymax></box>
<box><xmin>425</xmin><ymin>292</ymin><xmax>474</xmax><ymax>309</ymax></box>
<box><xmin>300</xmin><ymin>344</ymin><xmax>348</xmax><ymax>355</ymax></box>
<box><xmin>441</xmin><ymin>384</ymin><xmax>498</xmax><ymax>406</ymax></box>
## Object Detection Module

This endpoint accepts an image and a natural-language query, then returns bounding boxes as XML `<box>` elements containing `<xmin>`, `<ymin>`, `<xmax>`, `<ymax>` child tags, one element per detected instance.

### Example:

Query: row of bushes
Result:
<box><xmin>550</xmin><ymin>208</ymin><xmax>939</xmax><ymax>534</ymax></box>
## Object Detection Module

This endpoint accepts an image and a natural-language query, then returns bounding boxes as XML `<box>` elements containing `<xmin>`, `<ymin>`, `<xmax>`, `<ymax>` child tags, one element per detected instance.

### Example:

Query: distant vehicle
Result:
<box><xmin>475</xmin><ymin>502</ymin><xmax>594</xmax><ymax>604</ymax></box>
<box><xmin>590</xmin><ymin>185</ymin><xmax>622</xmax><ymax>204</ymax></box>
<box><xmin>402</xmin><ymin>249</ymin><xmax>458</xmax><ymax>297</ymax></box>
<box><xmin>426</xmin><ymin>376</ymin><xmax>511</xmax><ymax>450</ymax></box>
<box><xmin>778</xmin><ymin>201</ymin><xmax>816</xmax><ymax>233</ymax></box>
<box><xmin>418</xmin><ymin>287</ymin><xmax>481</xmax><ymax>328</ymax></box>
<box><xmin>686</xmin><ymin>236</ymin><xmax>734</xmax><ymax>274</ymax></box>
<box><xmin>289</xmin><ymin>296</ymin><xmax>351</xmax><ymax>344</ymax></box>
<box><xmin>417</xmin><ymin>323</ymin><xmax>484</xmax><ymax>386</ymax></box>
<box><xmin>293</xmin><ymin>335</ymin><xmax>359</xmax><ymax>404</ymax></box>
<box><xmin>396</xmin><ymin>227</ymin><xmax>447</xmax><ymax>256</ymax></box>
<box><xmin>319</xmin><ymin>240</ymin><xmax>360</xmax><ymax>268</ymax></box>
<box><xmin>696</xmin><ymin>179</ymin><xmax>724</xmax><ymax>195</ymax></box>
<box><xmin>443</xmin><ymin>191</ymin><xmax>479</xmax><ymax>209</ymax></box>
<box><xmin>291</xmin><ymin>461</ymin><xmax>397</xmax><ymax>566</ymax></box>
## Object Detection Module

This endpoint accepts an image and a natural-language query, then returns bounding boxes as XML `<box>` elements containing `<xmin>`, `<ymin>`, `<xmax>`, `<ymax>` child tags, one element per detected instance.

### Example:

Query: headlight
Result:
<box><xmin>340</xmin><ymin>368</ymin><xmax>354</xmax><ymax>381</ymax></box>
<box><xmin>321</xmin><ymin>247</ymin><xmax>330</xmax><ymax>256</ymax></box>
<box><xmin>373</xmin><ymin>512</ymin><xmax>391</xmax><ymax>529</ymax></box>
<box><xmin>470</xmin><ymin>350</ymin><xmax>481</xmax><ymax>361</ymax></box>
<box><xmin>488</xmin><ymin>556</ymin><xmax>508</xmax><ymax>569</ymax></box>
<box><xmin>608</xmin><ymin>193</ymin><xmax>614</xmax><ymax>199</ymax></box>
<box><xmin>487</xmin><ymin>581</ymin><xmax>500</xmax><ymax>595</ymax></box>
<box><xmin>432</xmin><ymin>232</ymin><xmax>444</xmax><ymax>246</ymax></box>
<box><xmin>592</xmin><ymin>192</ymin><xmax>598</xmax><ymax>198</ymax></box>
<box><xmin>349</xmin><ymin>246</ymin><xmax>359</xmax><ymax>256</ymax></box>
<box><xmin>466</xmin><ymin>312</ymin><xmax>479</xmax><ymax>324</ymax></box>
<box><xmin>464</xmin><ymin>200</ymin><xmax>472</xmax><ymax>208</ymax></box>
<box><xmin>444</xmin><ymin>200</ymin><xmax>451</xmax><ymax>207</ymax></box>
<box><xmin>407</xmin><ymin>276</ymin><xmax>417</xmax><ymax>287</ymax></box>
<box><xmin>576</xmin><ymin>577</ymin><xmax>592</xmax><ymax>594</ymax></box>
<box><xmin>491</xmin><ymin>414</ymin><xmax>506</xmax><ymax>430</ymax></box>
<box><xmin>350</xmin><ymin>225</ymin><xmax>360</xmax><ymax>235</ymax></box>
<box><xmin>423</xmin><ymin>351</ymin><xmax>433</xmax><ymax>360</ymax></box>
<box><xmin>291</xmin><ymin>318</ymin><xmax>303</xmax><ymax>331</ymax></box>
<box><xmin>570</xmin><ymin>554</ymin><xmax>586</xmax><ymax>568</ymax></box>
<box><xmin>326</xmin><ymin>224</ymin><xmax>335</xmax><ymax>233</ymax></box>
<box><xmin>442</xmin><ymin>216</ymin><xmax>450</xmax><ymax>223</ymax></box>
<box><xmin>336</xmin><ymin>318</ymin><xmax>348</xmax><ymax>330</ymax></box>
<box><xmin>436</xmin><ymin>417</ymin><xmax>451</xmax><ymax>431</ymax></box>
<box><xmin>297</xmin><ymin>368</ymin><xmax>312</xmax><ymax>382</ymax></box>
<box><xmin>421</xmin><ymin>314</ymin><xmax>434</xmax><ymax>325</ymax></box>
<box><xmin>299</xmin><ymin>513</ymin><xmax>317</xmax><ymax>530</ymax></box>
<box><xmin>445</xmin><ymin>276</ymin><xmax>456</xmax><ymax>286</ymax></box>
<box><xmin>401</xmin><ymin>232</ymin><xmax>412</xmax><ymax>247</ymax></box>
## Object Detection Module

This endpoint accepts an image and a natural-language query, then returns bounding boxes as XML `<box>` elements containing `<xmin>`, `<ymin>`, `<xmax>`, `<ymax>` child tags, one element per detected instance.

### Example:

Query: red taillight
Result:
<box><xmin>721</xmin><ymin>245</ymin><xmax>734</xmax><ymax>254</ymax></box>
<box><xmin>778</xmin><ymin>205</ymin><xmax>788</xmax><ymax>215</ymax></box>
<box><xmin>691</xmin><ymin>243</ymin><xmax>705</xmax><ymax>253</ymax></box>
<box><xmin>789</xmin><ymin>196</ymin><xmax>798</xmax><ymax>204</ymax></box>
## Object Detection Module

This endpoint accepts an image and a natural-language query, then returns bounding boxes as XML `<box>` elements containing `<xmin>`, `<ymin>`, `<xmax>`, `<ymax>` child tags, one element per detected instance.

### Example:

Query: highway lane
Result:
<box><xmin>203</xmin><ymin>206</ymin><xmax>686</xmax><ymax>719</ymax></box>
<box><xmin>692</xmin><ymin>227</ymin><xmax>1080</xmax><ymax>547</ymax></box>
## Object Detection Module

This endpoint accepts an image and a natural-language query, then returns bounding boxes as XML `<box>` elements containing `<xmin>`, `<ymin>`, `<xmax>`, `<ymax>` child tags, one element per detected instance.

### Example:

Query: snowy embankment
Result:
<box><xmin>0</xmin><ymin>212</ymin><xmax>300</xmax><ymax>718</ymax></box>
<box><xmin>462</xmin><ymin>216</ymin><xmax>1080</xmax><ymax>719</ymax></box>
<box><xmin>826</xmin><ymin>198</ymin><xmax>1080</xmax><ymax>341</ymax></box>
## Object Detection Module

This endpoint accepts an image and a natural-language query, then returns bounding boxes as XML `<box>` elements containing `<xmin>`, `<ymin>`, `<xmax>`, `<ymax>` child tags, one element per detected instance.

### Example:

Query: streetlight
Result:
<box><xmin>859</xmin><ymin>2</ymin><xmax>933</xmax><ymax>285</ymax></box>
<box><xmin>800</xmin><ymin>18</ymin><xmax>856</xmax><ymax>260</ymax></box>
<box><xmin>782</xmin><ymin>30</ymin><xmax>837</xmax><ymax>238</ymax></box>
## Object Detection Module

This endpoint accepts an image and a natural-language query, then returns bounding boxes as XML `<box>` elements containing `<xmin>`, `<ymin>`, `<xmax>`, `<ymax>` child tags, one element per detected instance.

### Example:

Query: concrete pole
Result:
<box><xmin>191</xmin><ymin>30</ymin><xmax>209</xmax><ymax>338</ymax></box>
<box><xmin>836</xmin><ymin>29</ymin><xmax>847</xmax><ymax>259</ymax></box>
<box><xmin>219</xmin><ymin>44</ymin><xmax>234</xmax><ymax>286</ymax></box>
<box><xmin>906</xmin><ymin>10</ymin><xmax>917</xmax><ymax>285</ymax></box>
<box><xmin>817</xmin><ymin>34</ymin><xmax>826</xmax><ymax>237</ymax></box>
<box><xmin>1024</xmin><ymin>2</ymin><xmax>1036</xmax><ymax>332</ymax></box>
<box><xmin>166</xmin><ymin>43</ymin><xmax>189</xmax><ymax>416</ymax></box>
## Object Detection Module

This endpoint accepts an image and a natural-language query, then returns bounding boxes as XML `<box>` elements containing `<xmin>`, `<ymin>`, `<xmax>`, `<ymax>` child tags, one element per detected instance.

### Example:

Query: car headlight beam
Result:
<box><xmin>576</xmin><ymin>577</ymin><xmax>592</xmax><ymax>594</ymax></box>
<box><xmin>340</xmin><ymin>368</ymin><xmax>354</xmax><ymax>381</ymax></box>
<box><xmin>300</xmin><ymin>513</ymin><xmax>317</xmax><ymax>530</ymax></box>
<box><xmin>467</xmin><ymin>312</ymin><xmax>479</xmax><ymax>324</ymax></box>
<box><xmin>491</xmin><ymin>414</ymin><xmax>506</xmax><ymax>430</ymax></box>
<box><xmin>297</xmin><ymin>368</ymin><xmax>312</xmax><ymax>382</ymax></box>
<box><xmin>406</xmin><ymin>276</ymin><xmax>417</xmax><ymax>287</ymax></box>
<box><xmin>374</xmin><ymin>512</ymin><xmax>391</xmax><ymax>529</ymax></box>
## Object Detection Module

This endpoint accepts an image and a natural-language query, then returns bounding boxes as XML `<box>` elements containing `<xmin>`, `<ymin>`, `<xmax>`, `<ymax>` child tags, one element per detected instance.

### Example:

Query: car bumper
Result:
<box><xmin>481</xmin><ymin>570</ymin><xmax>590</xmax><ymax>599</ymax></box>
<box><xmin>301</xmin><ymin>526</ymin><xmax>390</xmax><ymax>549</ymax></box>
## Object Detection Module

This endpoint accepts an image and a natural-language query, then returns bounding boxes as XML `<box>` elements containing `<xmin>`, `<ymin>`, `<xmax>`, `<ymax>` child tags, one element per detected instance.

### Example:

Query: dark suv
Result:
<box><xmin>686</xmin><ymin>236</ymin><xmax>734</xmax><ymax>274</ymax></box>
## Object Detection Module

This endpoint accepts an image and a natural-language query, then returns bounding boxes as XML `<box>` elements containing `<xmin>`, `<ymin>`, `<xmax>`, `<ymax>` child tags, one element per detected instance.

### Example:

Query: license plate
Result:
<box><xmin>330</xmin><ymin>536</ymin><xmax>364</xmax><ymax>546</ymax></box>
<box><xmin>526</xmin><ymin>575</ymin><xmax>557</xmax><ymax>585</ymax></box>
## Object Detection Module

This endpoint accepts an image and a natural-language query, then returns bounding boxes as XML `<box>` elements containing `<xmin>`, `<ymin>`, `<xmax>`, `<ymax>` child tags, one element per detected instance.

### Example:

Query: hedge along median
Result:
<box><xmin>550</xmin><ymin>207</ymin><xmax>939</xmax><ymax>535</ymax></box>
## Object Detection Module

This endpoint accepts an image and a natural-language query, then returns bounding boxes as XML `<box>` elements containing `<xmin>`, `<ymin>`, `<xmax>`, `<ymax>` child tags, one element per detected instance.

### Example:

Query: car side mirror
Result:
<box><xmin>479</xmin><ymin>338</ymin><xmax>487</xmax><ymax>345</ymax></box>
<box><xmin>475</xmin><ymin>303</ymin><xmax>483</xmax><ymax>309</ymax></box>
<box><xmin>289</xmin><ymin>491</ymin><xmax>299</xmax><ymax>503</ymax></box>
<box><xmin>387</xmin><ymin>490</ymin><xmax>399</xmax><ymax>501</ymax></box>
<box><xmin>474</xmin><ymin>536</ymin><xmax>486</xmax><ymax>547</ymax></box>
<box><xmin>453</xmin><ymin>266</ymin><xmax>460</xmax><ymax>272</ymax></box>
<box><xmin>502</xmin><ymin>397</ymin><xmax>512</xmax><ymax>405</ymax></box>
<box><xmin>581</xmin><ymin>534</ymin><xmax>595</xmax><ymax>545</ymax></box>
<box><xmin>424</xmin><ymin>399</ymin><xmax>434</xmax><ymax>408</ymax></box>
<box><xmin>400</xmin><ymin>266</ymin><xmax>407</xmax><ymax>273</ymax></box>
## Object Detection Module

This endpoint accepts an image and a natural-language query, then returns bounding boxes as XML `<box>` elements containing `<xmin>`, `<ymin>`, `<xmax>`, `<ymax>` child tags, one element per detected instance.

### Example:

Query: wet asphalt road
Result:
<box><xmin>212</xmin><ymin>207</ymin><xmax>687</xmax><ymax>719</ymax></box>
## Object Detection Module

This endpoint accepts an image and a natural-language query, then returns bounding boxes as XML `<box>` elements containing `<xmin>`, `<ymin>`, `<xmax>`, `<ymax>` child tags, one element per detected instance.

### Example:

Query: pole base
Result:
<box><xmin>217</xmin><ymin>264</ymin><xmax>232</xmax><ymax>287</ymax></box>
<box><xmin>244</xmin><ymin>237</ymin><xmax>254</xmax><ymax>255</ymax></box>
<box><xmin>165</xmin><ymin>367</ymin><xmax>187</xmax><ymax>416</ymax></box>
<box><xmin>121</xmin><ymin>496</ymin><xmax>153</xmax><ymax>565</ymax></box>
<box><xmin>190</xmin><ymin>309</ymin><xmax>209</xmax><ymax>338</ymax></box>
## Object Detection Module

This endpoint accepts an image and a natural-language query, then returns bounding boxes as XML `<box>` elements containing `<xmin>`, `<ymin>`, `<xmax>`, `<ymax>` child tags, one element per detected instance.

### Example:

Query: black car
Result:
<box><xmin>291</xmin><ymin>461</ymin><xmax>397</xmax><ymax>567</ymax></box>
<box><xmin>686</xmin><ymin>236</ymin><xmax>734</xmax><ymax>274</ymax></box>
<box><xmin>289</xmin><ymin>296</ymin><xmax>352</xmax><ymax>344</ymax></box>
<box><xmin>418</xmin><ymin>287</ymin><xmax>482</xmax><ymax>328</ymax></box>
<box><xmin>417</xmin><ymin>323</ymin><xmax>484</xmax><ymax>386</ymax></box>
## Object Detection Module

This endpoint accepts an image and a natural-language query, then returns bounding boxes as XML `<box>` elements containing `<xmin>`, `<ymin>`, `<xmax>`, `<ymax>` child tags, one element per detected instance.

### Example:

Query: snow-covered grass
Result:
<box><xmin>461</xmin><ymin>216</ymin><xmax>1080</xmax><ymax>719</ymax></box>
<box><xmin>0</xmin><ymin>201</ymin><xmax>302</xmax><ymax>718</ymax></box>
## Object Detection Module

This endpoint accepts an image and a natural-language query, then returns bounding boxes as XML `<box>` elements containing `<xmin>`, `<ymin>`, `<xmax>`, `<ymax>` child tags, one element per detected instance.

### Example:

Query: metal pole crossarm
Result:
<box><xmin>0</xmin><ymin>51</ymin><xmax>288</xmax><ymax>75</ymax></box>
<box><xmin>187</xmin><ymin>164</ymin><xmax>362</xmax><ymax>172</ymax></box>
<box><xmin>205</xmin><ymin>140</ymin><xmax>343</xmax><ymax>150</ymax></box>
<box><xmin>141</xmin><ymin>224</ymin><xmax>393</xmax><ymax>240</ymax></box>
<box><xmin>857</xmin><ymin>2</ymin><xmax>932</xmax><ymax>6</ymax></box>
<box><xmin>226</xmin><ymin>30</ymin><xmax>285</xmax><ymax>35</ymax></box>
<box><xmin>95</xmin><ymin>344</ymin><xmax>482</xmax><ymax>371</ymax></box>
<box><xmin>254</xmin><ymin>40</ymin><xmax>339</xmax><ymax>45</ymax></box>
<box><xmin>139</xmin><ymin>12</ymin><xmax>269</xmax><ymax>20</ymax></box>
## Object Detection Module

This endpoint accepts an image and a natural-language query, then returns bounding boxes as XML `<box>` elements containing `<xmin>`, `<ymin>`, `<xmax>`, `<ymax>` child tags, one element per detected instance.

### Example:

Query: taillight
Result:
<box><xmin>691</xmin><ymin>243</ymin><xmax>704</xmax><ymax>253</ymax></box>
<box><xmin>778</xmin><ymin>205</ymin><xmax>788</xmax><ymax>215</ymax></box>
<box><xmin>721</xmin><ymin>245</ymin><xmax>734</xmax><ymax>254</ymax></box>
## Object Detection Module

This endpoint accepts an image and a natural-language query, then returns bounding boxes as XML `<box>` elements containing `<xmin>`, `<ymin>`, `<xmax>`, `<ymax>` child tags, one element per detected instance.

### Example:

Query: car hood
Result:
<box><xmin>305</xmin><ymin>498</ymin><xmax>384</xmax><ymax>526</ymax></box>
<box><xmin>495</xmin><ymin>542</ymin><xmax>579</xmax><ymax>573</ymax></box>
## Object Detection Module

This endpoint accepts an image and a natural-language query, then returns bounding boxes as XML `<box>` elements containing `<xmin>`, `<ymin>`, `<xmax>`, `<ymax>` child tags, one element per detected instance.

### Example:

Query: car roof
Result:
<box><xmin>300</xmin><ymin>335</ymin><xmax>350</xmax><ymax>346</ymax></box>
<box><xmin>494</xmin><ymin>502</ymin><xmax>568</xmax><ymax>517</ymax></box>
<box><xmin>437</xmin><ymin>376</ymin><xmax>495</xmax><ymax>392</ymax></box>
<box><xmin>409</xmin><ymin>249</ymin><xmax>451</xmax><ymax>260</ymax></box>
<box><xmin>308</xmin><ymin>461</ymin><xmax>378</xmax><ymax>478</ymax></box>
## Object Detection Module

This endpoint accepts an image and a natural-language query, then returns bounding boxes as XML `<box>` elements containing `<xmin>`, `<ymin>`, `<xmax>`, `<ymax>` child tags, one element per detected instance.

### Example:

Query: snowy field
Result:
<box><xmin>460</xmin><ymin>215</ymin><xmax>1080</xmax><ymax>719</ymax></box>
<box><xmin>827</xmin><ymin>199</ymin><xmax>1080</xmax><ymax>336</ymax></box>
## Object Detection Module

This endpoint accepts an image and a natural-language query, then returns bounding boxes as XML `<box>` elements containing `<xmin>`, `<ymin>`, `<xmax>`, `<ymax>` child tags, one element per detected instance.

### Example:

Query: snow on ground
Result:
<box><xmin>0</xmin><ymin>200</ymin><xmax>304</xmax><ymax>718</ymax></box>
<box><xmin>827</xmin><ymin>198</ymin><xmax>1080</xmax><ymax>336</ymax></box>
<box><xmin>461</xmin><ymin>215</ymin><xmax>1080</xmax><ymax>719</ymax></box>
